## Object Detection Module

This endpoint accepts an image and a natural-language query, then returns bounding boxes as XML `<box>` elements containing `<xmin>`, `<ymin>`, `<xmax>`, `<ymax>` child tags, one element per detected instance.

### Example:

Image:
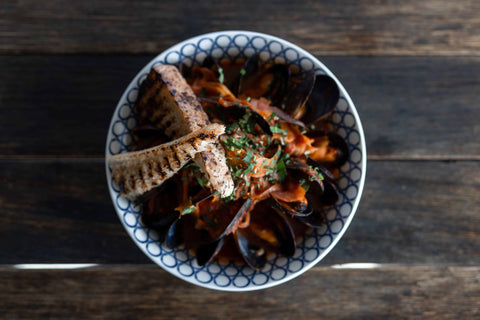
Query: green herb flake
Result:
<box><xmin>243</xmin><ymin>151</ymin><xmax>253</xmax><ymax>163</ymax></box>
<box><xmin>218</xmin><ymin>67</ymin><xmax>225</xmax><ymax>84</ymax></box>
<box><xmin>195</xmin><ymin>176</ymin><xmax>205</xmax><ymax>188</ymax></box>
<box><xmin>246</xmin><ymin>96</ymin><xmax>251</xmax><ymax>102</ymax></box>
<box><xmin>240</xmin><ymin>68</ymin><xmax>246</xmax><ymax>76</ymax></box>
<box><xmin>267</xmin><ymin>112</ymin><xmax>277</xmax><ymax>121</ymax></box>
<box><xmin>299</xmin><ymin>178</ymin><xmax>310</xmax><ymax>193</ymax></box>
<box><xmin>309</xmin><ymin>124</ymin><xmax>316</xmax><ymax>130</ymax></box>
<box><xmin>277</xmin><ymin>160</ymin><xmax>287</xmax><ymax>183</ymax></box>
<box><xmin>243</xmin><ymin>162</ymin><xmax>256</xmax><ymax>176</ymax></box>
<box><xmin>270</xmin><ymin>126</ymin><xmax>288</xmax><ymax>135</ymax></box>
<box><xmin>182</xmin><ymin>206</ymin><xmax>196</xmax><ymax>214</ymax></box>
<box><xmin>222</xmin><ymin>192</ymin><xmax>236</xmax><ymax>202</ymax></box>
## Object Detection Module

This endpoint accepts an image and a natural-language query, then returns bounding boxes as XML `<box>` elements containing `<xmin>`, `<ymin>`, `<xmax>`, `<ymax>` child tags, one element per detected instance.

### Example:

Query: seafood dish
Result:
<box><xmin>108</xmin><ymin>55</ymin><xmax>349</xmax><ymax>270</ymax></box>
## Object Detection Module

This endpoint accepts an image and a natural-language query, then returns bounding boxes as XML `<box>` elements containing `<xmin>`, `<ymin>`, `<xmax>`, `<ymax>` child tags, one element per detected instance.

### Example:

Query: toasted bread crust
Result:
<box><xmin>108</xmin><ymin>124</ymin><xmax>225</xmax><ymax>200</ymax></box>
<box><xmin>135</xmin><ymin>65</ymin><xmax>234</xmax><ymax>197</ymax></box>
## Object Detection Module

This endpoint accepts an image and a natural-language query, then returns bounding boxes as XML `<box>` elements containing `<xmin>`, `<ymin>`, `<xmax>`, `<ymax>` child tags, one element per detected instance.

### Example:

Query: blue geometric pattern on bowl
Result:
<box><xmin>106</xmin><ymin>31</ymin><xmax>366</xmax><ymax>291</ymax></box>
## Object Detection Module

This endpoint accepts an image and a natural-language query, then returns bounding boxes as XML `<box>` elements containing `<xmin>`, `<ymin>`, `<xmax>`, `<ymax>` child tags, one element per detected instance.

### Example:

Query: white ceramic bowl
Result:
<box><xmin>106</xmin><ymin>31</ymin><xmax>366</xmax><ymax>291</ymax></box>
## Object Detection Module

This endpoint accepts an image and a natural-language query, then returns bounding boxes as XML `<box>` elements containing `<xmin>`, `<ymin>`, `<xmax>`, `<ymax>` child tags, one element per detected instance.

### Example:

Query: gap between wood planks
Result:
<box><xmin>1</xmin><ymin>155</ymin><xmax>480</xmax><ymax>162</ymax></box>
<box><xmin>1</xmin><ymin>263</ymin><xmax>477</xmax><ymax>270</ymax></box>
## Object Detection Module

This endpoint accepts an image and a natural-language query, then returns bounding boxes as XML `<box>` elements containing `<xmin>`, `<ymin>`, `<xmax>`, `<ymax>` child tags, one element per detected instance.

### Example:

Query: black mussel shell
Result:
<box><xmin>301</xmin><ymin>75</ymin><xmax>340</xmax><ymax>124</ymax></box>
<box><xmin>235</xmin><ymin>230</ymin><xmax>267</xmax><ymax>270</ymax></box>
<box><xmin>307</xmin><ymin>157</ymin><xmax>336</xmax><ymax>180</ymax></box>
<box><xmin>327</xmin><ymin>132</ymin><xmax>349</xmax><ymax>167</ymax></box>
<box><xmin>320</xmin><ymin>179</ymin><xmax>340</xmax><ymax>206</ymax></box>
<box><xmin>196</xmin><ymin>237</ymin><xmax>225</xmax><ymax>266</ymax></box>
<box><xmin>166</xmin><ymin>214</ymin><xmax>214</xmax><ymax>250</ymax></box>
<box><xmin>263</xmin><ymin>64</ymin><xmax>291</xmax><ymax>107</ymax></box>
<box><xmin>140</xmin><ymin>179</ymin><xmax>180</xmax><ymax>239</ymax></box>
<box><xmin>202</xmin><ymin>56</ymin><xmax>217</xmax><ymax>69</ymax></box>
<box><xmin>295</xmin><ymin>210</ymin><xmax>326</xmax><ymax>228</ymax></box>
<box><xmin>238</xmin><ymin>55</ymin><xmax>291</xmax><ymax>107</ymax></box>
<box><xmin>235</xmin><ymin>200</ymin><xmax>296</xmax><ymax>270</ymax></box>
<box><xmin>218</xmin><ymin>199</ymin><xmax>252</xmax><ymax>239</ymax></box>
<box><xmin>237</xmin><ymin>54</ymin><xmax>260</xmax><ymax>94</ymax></box>
<box><xmin>282</xmin><ymin>70</ymin><xmax>316</xmax><ymax>119</ymax></box>
<box><xmin>142</xmin><ymin>210</ymin><xmax>180</xmax><ymax>231</ymax></box>
<box><xmin>272</xmin><ymin>197</ymin><xmax>312</xmax><ymax>217</ymax></box>
<box><xmin>286</xmin><ymin>157</ymin><xmax>334</xmax><ymax>184</ymax></box>
<box><xmin>297</xmin><ymin>180</ymin><xmax>328</xmax><ymax>228</ymax></box>
<box><xmin>166</xmin><ymin>218</ymin><xmax>184</xmax><ymax>249</ymax></box>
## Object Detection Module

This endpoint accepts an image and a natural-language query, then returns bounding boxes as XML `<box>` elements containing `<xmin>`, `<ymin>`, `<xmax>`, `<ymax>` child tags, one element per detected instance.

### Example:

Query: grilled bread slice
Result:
<box><xmin>135</xmin><ymin>64</ymin><xmax>234</xmax><ymax>197</ymax></box>
<box><xmin>108</xmin><ymin>123</ymin><xmax>225</xmax><ymax>200</ymax></box>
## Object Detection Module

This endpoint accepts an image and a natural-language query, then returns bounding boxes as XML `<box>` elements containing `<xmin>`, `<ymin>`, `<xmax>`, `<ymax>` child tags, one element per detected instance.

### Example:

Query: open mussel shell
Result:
<box><xmin>194</xmin><ymin>198</ymin><xmax>252</xmax><ymax>266</ymax></box>
<box><xmin>272</xmin><ymin>197</ymin><xmax>312</xmax><ymax>217</ymax></box>
<box><xmin>307</xmin><ymin>130</ymin><xmax>349</xmax><ymax>167</ymax></box>
<box><xmin>179</xmin><ymin>56</ymin><xmax>220</xmax><ymax>82</ymax></box>
<box><xmin>234</xmin><ymin>231</ymin><xmax>267</xmax><ymax>270</ymax></box>
<box><xmin>295</xmin><ymin>176</ymin><xmax>329</xmax><ymax>228</ymax></box>
<box><xmin>195</xmin><ymin>237</ymin><xmax>225</xmax><ymax>266</ymax></box>
<box><xmin>282</xmin><ymin>70</ymin><xmax>316</xmax><ymax>119</ymax></box>
<box><xmin>286</xmin><ymin>157</ymin><xmax>334</xmax><ymax>184</ymax></box>
<box><xmin>238</xmin><ymin>55</ymin><xmax>291</xmax><ymax>107</ymax></box>
<box><xmin>326</xmin><ymin>132</ymin><xmax>349</xmax><ymax>167</ymax></box>
<box><xmin>295</xmin><ymin>210</ymin><xmax>326</xmax><ymax>228</ymax></box>
<box><xmin>234</xmin><ymin>199</ymin><xmax>296</xmax><ymax>270</ymax></box>
<box><xmin>300</xmin><ymin>75</ymin><xmax>340</xmax><ymax>124</ymax></box>
<box><xmin>281</xmin><ymin>157</ymin><xmax>340</xmax><ymax>221</ymax></box>
<box><xmin>140</xmin><ymin>179</ymin><xmax>181</xmax><ymax>241</ymax></box>
<box><xmin>165</xmin><ymin>217</ymin><xmax>185</xmax><ymax>249</ymax></box>
<box><xmin>165</xmin><ymin>213</ymin><xmax>216</xmax><ymax>251</ymax></box>
<box><xmin>320</xmin><ymin>179</ymin><xmax>340</xmax><ymax>206</ymax></box>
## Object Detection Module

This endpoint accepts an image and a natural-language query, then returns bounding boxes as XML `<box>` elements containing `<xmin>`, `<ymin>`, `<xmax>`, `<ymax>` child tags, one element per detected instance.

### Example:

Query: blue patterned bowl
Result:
<box><xmin>106</xmin><ymin>31</ymin><xmax>366</xmax><ymax>291</ymax></box>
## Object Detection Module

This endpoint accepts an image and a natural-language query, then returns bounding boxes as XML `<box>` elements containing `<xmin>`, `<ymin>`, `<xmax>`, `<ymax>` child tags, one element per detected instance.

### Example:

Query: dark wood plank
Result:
<box><xmin>1</xmin><ymin>0</ymin><xmax>480</xmax><ymax>55</ymax></box>
<box><xmin>0</xmin><ymin>55</ymin><xmax>152</xmax><ymax>156</ymax></box>
<box><xmin>322</xmin><ymin>55</ymin><xmax>480</xmax><ymax>158</ymax></box>
<box><xmin>1</xmin><ymin>55</ymin><xmax>480</xmax><ymax>157</ymax></box>
<box><xmin>0</xmin><ymin>159</ymin><xmax>150</xmax><ymax>264</ymax></box>
<box><xmin>0</xmin><ymin>266</ymin><xmax>478</xmax><ymax>319</ymax></box>
<box><xmin>322</xmin><ymin>159</ymin><xmax>480</xmax><ymax>266</ymax></box>
<box><xmin>1</xmin><ymin>160</ymin><xmax>479</xmax><ymax>265</ymax></box>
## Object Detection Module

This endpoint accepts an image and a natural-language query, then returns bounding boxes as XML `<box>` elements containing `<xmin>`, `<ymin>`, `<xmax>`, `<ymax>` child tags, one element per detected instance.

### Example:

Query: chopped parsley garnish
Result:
<box><xmin>240</xmin><ymin>68</ymin><xmax>246</xmax><ymax>76</ymax></box>
<box><xmin>242</xmin><ymin>151</ymin><xmax>253</xmax><ymax>163</ymax></box>
<box><xmin>267</xmin><ymin>112</ymin><xmax>277</xmax><ymax>122</ymax></box>
<box><xmin>270</xmin><ymin>126</ymin><xmax>288</xmax><ymax>135</ymax></box>
<box><xmin>276</xmin><ymin>160</ymin><xmax>287</xmax><ymax>183</ymax></box>
<box><xmin>196</xmin><ymin>176</ymin><xmax>206</xmax><ymax>188</ymax></box>
<box><xmin>242</xmin><ymin>162</ymin><xmax>255</xmax><ymax>176</ymax></box>
<box><xmin>181</xmin><ymin>206</ymin><xmax>196</xmax><ymax>214</ymax></box>
<box><xmin>299</xmin><ymin>178</ymin><xmax>310</xmax><ymax>192</ymax></box>
<box><xmin>218</xmin><ymin>67</ymin><xmax>225</xmax><ymax>84</ymax></box>
<box><xmin>239</xmin><ymin>112</ymin><xmax>256</xmax><ymax>134</ymax></box>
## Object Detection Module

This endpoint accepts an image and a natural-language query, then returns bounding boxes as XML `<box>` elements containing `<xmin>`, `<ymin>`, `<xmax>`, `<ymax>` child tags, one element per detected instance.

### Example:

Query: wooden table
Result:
<box><xmin>2</xmin><ymin>1</ymin><xmax>480</xmax><ymax>318</ymax></box>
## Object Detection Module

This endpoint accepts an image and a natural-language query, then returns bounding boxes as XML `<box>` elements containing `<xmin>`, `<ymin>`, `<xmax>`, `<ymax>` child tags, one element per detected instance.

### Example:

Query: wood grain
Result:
<box><xmin>0</xmin><ymin>266</ymin><xmax>478</xmax><ymax>319</ymax></box>
<box><xmin>1</xmin><ymin>160</ymin><xmax>479</xmax><ymax>265</ymax></box>
<box><xmin>1</xmin><ymin>0</ymin><xmax>479</xmax><ymax>55</ymax></box>
<box><xmin>0</xmin><ymin>159</ymin><xmax>150</xmax><ymax>264</ymax></box>
<box><xmin>1</xmin><ymin>55</ymin><xmax>480</xmax><ymax>157</ymax></box>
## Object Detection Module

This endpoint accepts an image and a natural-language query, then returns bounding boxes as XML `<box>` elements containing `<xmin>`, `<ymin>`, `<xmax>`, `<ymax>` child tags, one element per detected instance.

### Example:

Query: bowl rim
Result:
<box><xmin>105</xmin><ymin>30</ymin><xmax>367</xmax><ymax>291</ymax></box>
